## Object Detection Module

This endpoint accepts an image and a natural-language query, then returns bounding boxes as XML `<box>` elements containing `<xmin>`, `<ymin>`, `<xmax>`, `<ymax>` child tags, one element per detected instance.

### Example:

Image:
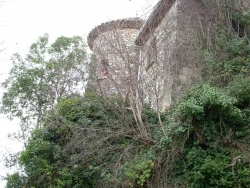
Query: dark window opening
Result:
<box><xmin>101</xmin><ymin>67</ymin><xmax>109</xmax><ymax>76</ymax></box>
<box><xmin>98</xmin><ymin>59</ymin><xmax>109</xmax><ymax>79</ymax></box>
<box><xmin>232</xmin><ymin>19</ymin><xmax>245</xmax><ymax>38</ymax></box>
<box><xmin>100</xmin><ymin>59</ymin><xmax>109</xmax><ymax>67</ymax></box>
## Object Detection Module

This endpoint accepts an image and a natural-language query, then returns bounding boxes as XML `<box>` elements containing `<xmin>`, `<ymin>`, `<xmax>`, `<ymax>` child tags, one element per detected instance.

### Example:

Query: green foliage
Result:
<box><xmin>185</xmin><ymin>147</ymin><xmax>231</xmax><ymax>187</ymax></box>
<box><xmin>204</xmin><ymin>36</ymin><xmax>250</xmax><ymax>85</ymax></box>
<box><xmin>8</xmin><ymin>79</ymin><xmax>250</xmax><ymax>188</ymax></box>
<box><xmin>167</xmin><ymin>82</ymin><xmax>250</xmax><ymax>187</ymax></box>
<box><xmin>6</xmin><ymin>93</ymin><xmax>159</xmax><ymax>188</ymax></box>
<box><xmin>233</xmin><ymin>9</ymin><xmax>250</xmax><ymax>26</ymax></box>
<box><xmin>5</xmin><ymin>172</ymin><xmax>27</xmax><ymax>188</ymax></box>
<box><xmin>6</xmin><ymin>68</ymin><xmax>250</xmax><ymax>188</ymax></box>
<box><xmin>1</xmin><ymin>34</ymin><xmax>87</xmax><ymax>129</ymax></box>
<box><xmin>227</xmin><ymin>77</ymin><xmax>250</xmax><ymax>108</ymax></box>
<box><xmin>18</xmin><ymin>129</ymin><xmax>61</xmax><ymax>187</ymax></box>
<box><xmin>15</xmin><ymin>116</ymin><xmax>99</xmax><ymax>188</ymax></box>
<box><xmin>56</xmin><ymin>97</ymin><xmax>83</xmax><ymax>122</ymax></box>
<box><xmin>204</xmin><ymin>6</ymin><xmax>250</xmax><ymax>85</ymax></box>
<box><xmin>125</xmin><ymin>159</ymin><xmax>154</xmax><ymax>187</ymax></box>
<box><xmin>177</xmin><ymin>84</ymin><xmax>243</xmax><ymax>125</ymax></box>
<box><xmin>123</xmin><ymin>149</ymin><xmax>155</xmax><ymax>187</ymax></box>
<box><xmin>183</xmin><ymin>5</ymin><xmax>250</xmax><ymax>186</ymax></box>
<box><xmin>56</xmin><ymin>92</ymin><xmax>112</xmax><ymax>123</ymax></box>
<box><xmin>159</xmin><ymin>121</ymin><xmax>186</xmax><ymax>149</ymax></box>
<box><xmin>5</xmin><ymin>2</ymin><xmax>250</xmax><ymax>188</ymax></box>
<box><xmin>176</xmin><ymin>145</ymin><xmax>250</xmax><ymax>188</ymax></box>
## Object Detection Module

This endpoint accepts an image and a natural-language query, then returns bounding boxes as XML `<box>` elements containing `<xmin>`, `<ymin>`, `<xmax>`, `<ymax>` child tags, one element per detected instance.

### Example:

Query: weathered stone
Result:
<box><xmin>87</xmin><ymin>18</ymin><xmax>143</xmax><ymax>97</ymax></box>
<box><xmin>87</xmin><ymin>0</ymin><xmax>249</xmax><ymax>111</ymax></box>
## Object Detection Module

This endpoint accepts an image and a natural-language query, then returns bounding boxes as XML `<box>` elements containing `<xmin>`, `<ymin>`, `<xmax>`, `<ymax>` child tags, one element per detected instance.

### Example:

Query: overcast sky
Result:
<box><xmin>0</xmin><ymin>0</ymin><xmax>158</xmax><ymax>186</ymax></box>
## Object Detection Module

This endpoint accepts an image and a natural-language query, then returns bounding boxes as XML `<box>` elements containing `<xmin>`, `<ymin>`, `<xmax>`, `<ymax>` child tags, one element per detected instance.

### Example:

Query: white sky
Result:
<box><xmin>0</xmin><ymin>0</ymin><xmax>158</xmax><ymax>186</ymax></box>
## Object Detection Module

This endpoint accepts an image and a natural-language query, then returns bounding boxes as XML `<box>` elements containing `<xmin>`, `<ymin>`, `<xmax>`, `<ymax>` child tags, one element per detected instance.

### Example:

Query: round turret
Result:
<box><xmin>88</xmin><ymin>18</ymin><xmax>144</xmax><ymax>51</ymax></box>
<box><xmin>87</xmin><ymin>18</ymin><xmax>144</xmax><ymax>96</ymax></box>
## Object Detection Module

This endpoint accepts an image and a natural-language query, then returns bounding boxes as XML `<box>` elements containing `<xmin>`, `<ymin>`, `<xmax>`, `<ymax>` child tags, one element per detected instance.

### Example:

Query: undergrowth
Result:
<box><xmin>5</xmin><ymin>0</ymin><xmax>250</xmax><ymax>188</ymax></box>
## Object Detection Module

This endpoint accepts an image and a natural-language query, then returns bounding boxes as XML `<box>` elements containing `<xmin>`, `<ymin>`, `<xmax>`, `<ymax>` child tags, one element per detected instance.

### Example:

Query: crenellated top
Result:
<box><xmin>87</xmin><ymin>17</ymin><xmax>144</xmax><ymax>50</ymax></box>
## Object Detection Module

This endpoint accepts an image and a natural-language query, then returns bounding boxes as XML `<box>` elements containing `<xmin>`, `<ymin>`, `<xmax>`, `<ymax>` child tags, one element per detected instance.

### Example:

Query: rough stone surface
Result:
<box><xmin>88</xmin><ymin>18</ymin><xmax>144</xmax><ymax>50</ymax></box>
<box><xmin>88</xmin><ymin>18</ymin><xmax>143</xmax><ymax>97</ymax></box>
<box><xmin>138</xmin><ymin>0</ymin><xmax>178</xmax><ymax>111</ymax></box>
<box><xmin>87</xmin><ymin>0</ymin><xmax>248</xmax><ymax>111</ymax></box>
<box><xmin>137</xmin><ymin>0</ymin><xmax>204</xmax><ymax>111</ymax></box>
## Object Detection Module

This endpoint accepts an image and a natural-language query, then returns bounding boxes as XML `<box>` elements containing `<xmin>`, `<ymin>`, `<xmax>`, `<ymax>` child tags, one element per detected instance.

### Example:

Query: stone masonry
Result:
<box><xmin>87</xmin><ymin>0</ymin><xmax>249</xmax><ymax>111</ymax></box>
<box><xmin>88</xmin><ymin>18</ymin><xmax>143</xmax><ymax>97</ymax></box>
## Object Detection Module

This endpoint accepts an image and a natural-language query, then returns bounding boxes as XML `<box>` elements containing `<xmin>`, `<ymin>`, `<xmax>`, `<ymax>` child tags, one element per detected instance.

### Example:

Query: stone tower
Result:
<box><xmin>87</xmin><ymin>18</ymin><xmax>144</xmax><ymax>97</ymax></box>
<box><xmin>88</xmin><ymin>0</ymin><xmax>250</xmax><ymax>111</ymax></box>
<box><xmin>87</xmin><ymin>0</ymin><xmax>205</xmax><ymax>111</ymax></box>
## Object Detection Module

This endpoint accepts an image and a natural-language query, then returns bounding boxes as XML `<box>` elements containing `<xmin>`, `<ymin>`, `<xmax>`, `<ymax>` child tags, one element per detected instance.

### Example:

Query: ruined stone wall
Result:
<box><xmin>137</xmin><ymin>0</ymin><xmax>178</xmax><ymax>111</ymax></box>
<box><xmin>137</xmin><ymin>0</ymin><xmax>205</xmax><ymax>111</ymax></box>
<box><xmin>171</xmin><ymin>0</ymin><xmax>205</xmax><ymax>102</ymax></box>
<box><xmin>87</xmin><ymin>0</ymin><xmax>250</xmax><ymax>112</ymax></box>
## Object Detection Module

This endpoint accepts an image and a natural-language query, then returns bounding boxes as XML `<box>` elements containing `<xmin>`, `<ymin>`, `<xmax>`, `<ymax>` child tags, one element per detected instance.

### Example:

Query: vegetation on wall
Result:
<box><xmin>3</xmin><ymin>0</ymin><xmax>250</xmax><ymax>188</ymax></box>
<box><xmin>5</xmin><ymin>92</ymin><xmax>159</xmax><ymax>188</ymax></box>
<box><xmin>171</xmin><ymin>82</ymin><xmax>250</xmax><ymax>187</ymax></box>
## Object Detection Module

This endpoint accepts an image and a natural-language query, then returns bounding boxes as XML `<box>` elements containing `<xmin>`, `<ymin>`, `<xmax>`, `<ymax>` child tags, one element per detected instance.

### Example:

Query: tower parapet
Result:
<box><xmin>88</xmin><ymin>18</ymin><xmax>143</xmax><ymax>50</ymax></box>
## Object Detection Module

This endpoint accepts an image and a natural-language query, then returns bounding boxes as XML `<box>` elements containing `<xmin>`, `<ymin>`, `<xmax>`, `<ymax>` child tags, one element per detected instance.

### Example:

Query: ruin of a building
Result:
<box><xmin>87</xmin><ymin>0</ymin><xmax>250</xmax><ymax>111</ymax></box>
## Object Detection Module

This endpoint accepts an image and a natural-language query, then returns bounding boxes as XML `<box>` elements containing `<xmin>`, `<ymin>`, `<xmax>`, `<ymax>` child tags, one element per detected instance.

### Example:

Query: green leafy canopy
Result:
<box><xmin>1</xmin><ymin>34</ymin><xmax>88</xmax><ymax>129</ymax></box>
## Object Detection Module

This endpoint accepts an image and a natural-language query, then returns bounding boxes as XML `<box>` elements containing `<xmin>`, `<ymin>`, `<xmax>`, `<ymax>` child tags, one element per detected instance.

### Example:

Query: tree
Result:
<box><xmin>5</xmin><ymin>1</ymin><xmax>250</xmax><ymax>187</ymax></box>
<box><xmin>5</xmin><ymin>172</ymin><xmax>27</xmax><ymax>188</ymax></box>
<box><xmin>1</xmin><ymin>34</ymin><xmax>87</xmax><ymax>132</ymax></box>
<box><xmin>6</xmin><ymin>91</ymin><xmax>158</xmax><ymax>188</ymax></box>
